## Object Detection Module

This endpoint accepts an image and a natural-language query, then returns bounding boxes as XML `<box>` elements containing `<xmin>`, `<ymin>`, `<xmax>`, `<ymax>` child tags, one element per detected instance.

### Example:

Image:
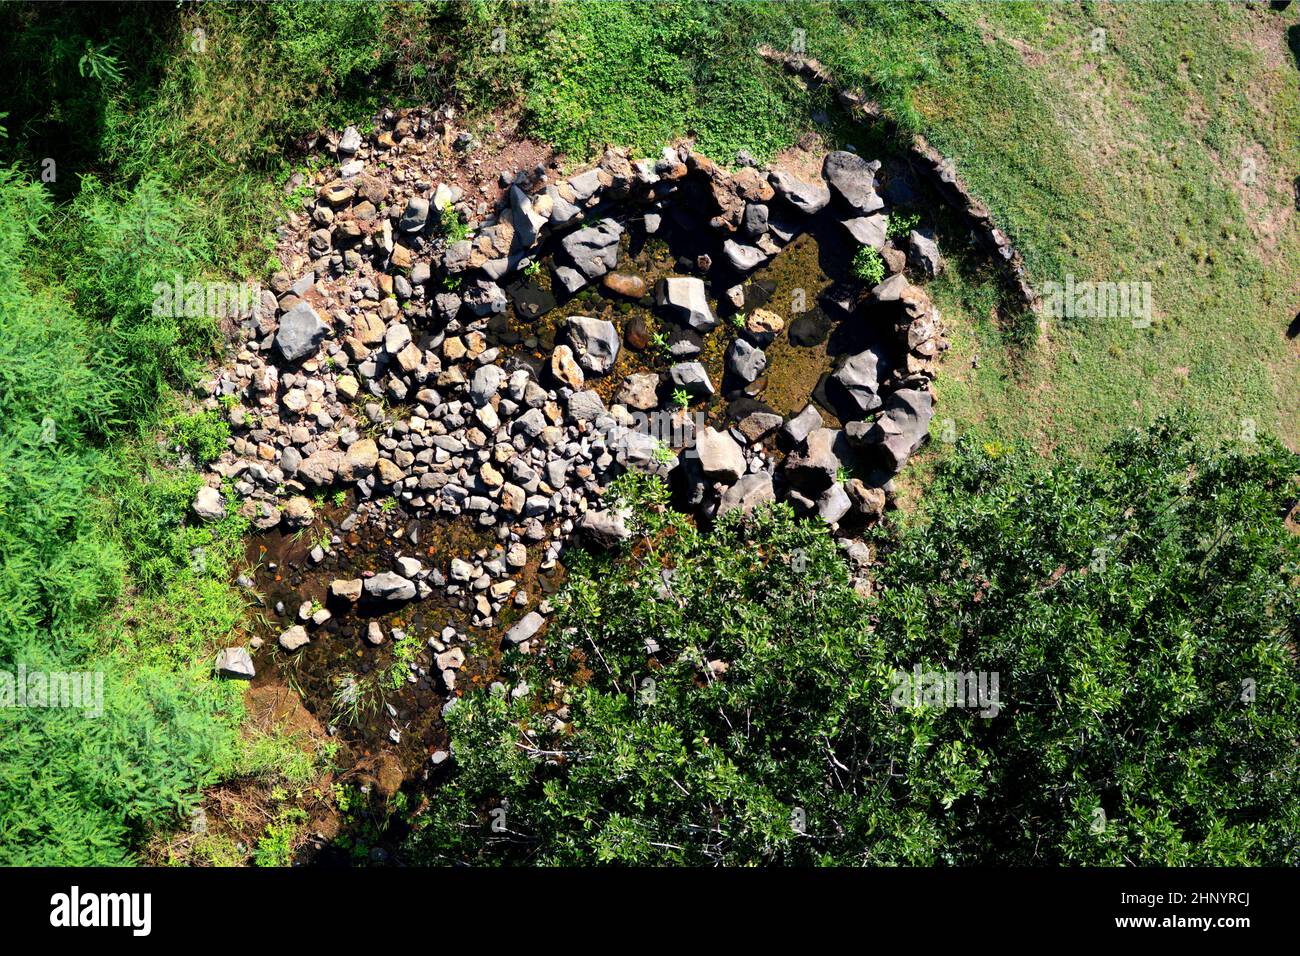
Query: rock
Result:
<box><xmin>843</xmin><ymin>214</ymin><xmax>888</xmax><ymax>250</ymax></box>
<box><xmin>396</xmin><ymin>556</ymin><xmax>424</xmax><ymax>578</ymax></box>
<box><xmin>784</xmin><ymin>427</ymin><xmax>850</xmax><ymax>492</ymax></box>
<box><xmin>603</xmin><ymin>273</ymin><xmax>646</xmax><ymax>298</ymax></box>
<box><xmin>782</xmin><ymin>404</ymin><xmax>823</xmax><ymax>444</ymax></box>
<box><xmin>505</xmin><ymin>611</ymin><xmax>545</xmax><ymax>645</ymax></box>
<box><xmin>669</xmin><ymin>361</ymin><xmax>714</xmax><ymax>398</ymax></box>
<box><xmin>717</xmin><ymin>471</ymin><xmax>775</xmax><ymax>516</ymax></box>
<box><xmin>655</xmin><ymin>277</ymin><xmax>717</xmax><ymax>332</ymax></box>
<box><xmin>551</xmin><ymin>344</ymin><xmax>586</xmax><ymax>389</ymax></box>
<box><xmin>743</xmin><ymin>203</ymin><xmax>769</xmax><ymax>238</ymax></box>
<box><xmin>831</xmin><ymin>347</ymin><xmax>888</xmax><ymax>416</ymax></box>
<box><xmin>744</xmin><ymin>308</ymin><xmax>784</xmax><ymax>345</ymax></box>
<box><xmin>695</xmin><ymin>427</ymin><xmax>745</xmax><ymax>482</ymax></box>
<box><xmin>726</xmin><ymin>338</ymin><xmax>768</xmax><ymax>384</ymax></box>
<box><xmin>908</xmin><ymin>227</ymin><xmax>943</xmax><ymax>277</ymax></box>
<box><xmin>340</xmin><ymin>438</ymin><xmax>379</xmax><ymax>481</ymax></box>
<box><xmin>338</xmin><ymin>126</ymin><xmax>362</xmax><ymax>156</ymax></box>
<box><xmin>822</xmin><ymin>151</ymin><xmax>883</xmax><ymax>214</ymax></box>
<box><xmin>768</xmin><ymin>168</ymin><xmax>831</xmax><ymax>214</ymax></box>
<box><xmin>463</xmin><ymin>278</ymin><xmax>507</xmax><ymax>316</ymax></box>
<box><xmin>275</xmin><ymin>301</ymin><xmax>329</xmax><ymax>364</ymax></box>
<box><xmin>722</xmin><ymin>238</ymin><xmax>768</xmax><ymax>272</ymax></box>
<box><xmin>330</xmin><ymin>578</ymin><xmax>363</xmax><ymax>602</ymax></box>
<box><xmin>578</xmin><ymin>509</ymin><xmax>632</xmax><ymax>548</ymax></box>
<box><xmin>561</xmin><ymin>219</ymin><xmax>623</xmax><ymax>279</ymax></box>
<box><xmin>364</xmin><ymin>572</ymin><xmax>417</xmax><ymax>602</ymax></box>
<box><xmin>298</xmin><ymin>449</ymin><xmax>342</xmax><ymax>487</ymax></box>
<box><xmin>365</xmin><ymin>621</ymin><xmax>385</xmax><ymax>646</ymax></box>
<box><xmin>615</xmin><ymin>372</ymin><xmax>660</xmax><ymax>410</ymax></box>
<box><xmin>214</xmin><ymin>647</ymin><xmax>255</xmax><ymax>680</ymax></box>
<box><xmin>869</xmin><ymin>388</ymin><xmax>934</xmax><ymax>473</ymax></box>
<box><xmin>510</xmin><ymin>185</ymin><xmax>546</xmax><ymax>248</ymax></box>
<box><xmin>667</xmin><ymin>328</ymin><xmax>703</xmax><ymax>359</ymax></box>
<box><xmin>568</xmin><ymin>389</ymin><xmax>607</xmax><ymax>422</ymax></box>
<box><xmin>279</xmin><ymin>625</ymin><xmax>310</xmax><ymax>652</ymax></box>
<box><xmin>399</xmin><ymin>196</ymin><xmax>430</xmax><ymax>233</ymax></box>
<box><xmin>566</xmin><ymin>316</ymin><xmax>621</xmax><ymax>375</ymax></box>
<box><xmin>281</xmin><ymin>495</ymin><xmax>315</xmax><ymax>528</ymax></box>
<box><xmin>817</xmin><ymin>484</ymin><xmax>852</xmax><ymax>525</ymax></box>
<box><xmin>846</xmin><ymin>479</ymin><xmax>887</xmax><ymax>519</ymax></box>
<box><xmin>624</xmin><ymin>315</ymin><xmax>651</xmax><ymax>350</ymax></box>
<box><xmin>737</xmin><ymin>411</ymin><xmax>783</xmax><ymax>443</ymax></box>
<box><xmin>192</xmin><ymin>485</ymin><xmax>225</xmax><ymax>521</ymax></box>
<box><xmin>470</xmin><ymin>364</ymin><xmax>505</xmax><ymax>405</ymax></box>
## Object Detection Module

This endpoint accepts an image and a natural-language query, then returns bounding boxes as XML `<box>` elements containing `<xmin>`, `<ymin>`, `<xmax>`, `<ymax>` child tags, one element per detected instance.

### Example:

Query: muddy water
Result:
<box><xmin>244</xmin><ymin>501</ymin><xmax>562</xmax><ymax>781</ymax></box>
<box><xmin>241</xmin><ymin>200</ymin><xmax>869</xmax><ymax>794</ymax></box>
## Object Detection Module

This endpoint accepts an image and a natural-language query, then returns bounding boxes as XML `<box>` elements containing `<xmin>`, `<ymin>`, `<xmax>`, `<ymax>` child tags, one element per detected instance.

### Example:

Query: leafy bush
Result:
<box><xmin>407</xmin><ymin>424</ymin><xmax>1300</xmax><ymax>865</ymax></box>
<box><xmin>851</xmin><ymin>245</ymin><xmax>886</xmax><ymax>285</ymax></box>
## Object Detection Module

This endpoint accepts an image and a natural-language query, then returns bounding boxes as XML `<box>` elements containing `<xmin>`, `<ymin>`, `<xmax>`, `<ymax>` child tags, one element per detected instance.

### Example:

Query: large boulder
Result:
<box><xmin>578</xmin><ymin>509</ymin><xmax>632</xmax><ymax>548</ymax></box>
<box><xmin>506</xmin><ymin>611</ymin><xmax>546</xmax><ymax>645</ymax></box>
<box><xmin>561</xmin><ymin>219</ymin><xmax>623</xmax><ymax>279</ymax></box>
<box><xmin>725</xmin><ymin>338</ymin><xmax>768</xmax><ymax>384</ymax></box>
<box><xmin>565</xmin><ymin>316</ymin><xmax>621</xmax><ymax>376</ymax></box>
<box><xmin>214</xmin><ymin>647</ymin><xmax>255</xmax><ymax>680</ymax></box>
<box><xmin>783</xmin><ymin>427</ymin><xmax>851</xmax><ymax>493</ymax></box>
<box><xmin>768</xmin><ymin>168</ymin><xmax>831</xmax><ymax>214</ymax></box>
<box><xmin>339</xmin><ymin>438</ymin><xmax>378</xmax><ymax>482</ymax></box>
<box><xmin>843</xmin><ymin>214</ymin><xmax>888</xmax><ymax>250</ymax></box>
<box><xmin>717</xmin><ymin>471</ymin><xmax>776</xmax><ymax>517</ymax></box>
<box><xmin>364</xmin><ymin>572</ymin><xmax>417</xmax><ymax>602</ymax></box>
<box><xmin>908</xmin><ymin>227</ymin><xmax>943</xmax><ymax>277</ymax></box>
<box><xmin>275</xmin><ymin>301</ymin><xmax>329</xmax><ymax>364</ymax></box>
<box><xmin>868</xmin><ymin>388</ymin><xmax>934</xmax><ymax>473</ymax></box>
<box><xmin>192</xmin><ymin>486</ymin><xmax>225</xmax><ymax>521</ymax></box>
<box><xmin>830</xmin><ymin>347</ymin><xmax>888</xmax><ymax>417</ymax></box>
<box><xmin>782</xmin><ymin>404</ymin><xmax>823</xmax><ymax>445</ymax></box>
<box><xmin>822</xmin><ymin>151</ymin><xmax>884</xmax><ymax>215</ymax></box>
<box><xmin>655</xmin><ymin>277</ymin><xmax>717</xmax><ymax>332</ymax></box>
<box><xmin>695</xmin><ymin>427</ymin><xmax>746</xmax><ymax>483</ymax></box>
<box><xmin>669</xmin><ymin>361</ymin><xmax>714</xmax><ymax>398</ymax></box>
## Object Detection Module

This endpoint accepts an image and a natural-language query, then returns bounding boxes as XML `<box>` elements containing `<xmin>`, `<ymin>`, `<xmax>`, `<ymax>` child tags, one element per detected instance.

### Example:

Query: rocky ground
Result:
<box><xmin>204</xmin><ymin>104</ymin><xmax>952</xmax><ymax>774</ymax></box>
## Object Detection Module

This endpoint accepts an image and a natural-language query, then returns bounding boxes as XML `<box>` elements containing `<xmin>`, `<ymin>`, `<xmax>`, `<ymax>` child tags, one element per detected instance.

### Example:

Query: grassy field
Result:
<box><xmin>0</xmin><ymin>0</ymin><xmax>1294</xmax><ymax>863</ymax></box>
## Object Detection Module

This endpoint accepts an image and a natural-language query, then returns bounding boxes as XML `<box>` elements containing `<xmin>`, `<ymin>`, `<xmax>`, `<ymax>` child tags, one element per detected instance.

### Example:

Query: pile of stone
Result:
<box><xmin>200</xmin><ymin>107</ymin><xmax>948</xmax><ymax>669</ymax></box>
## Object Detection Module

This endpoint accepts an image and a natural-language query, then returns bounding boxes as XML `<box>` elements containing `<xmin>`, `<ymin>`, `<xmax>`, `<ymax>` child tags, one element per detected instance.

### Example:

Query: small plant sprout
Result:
<box><xmin>672</xmin><ymin>387</ymin><xmax>690</xmax><ymax>408</ymax></box>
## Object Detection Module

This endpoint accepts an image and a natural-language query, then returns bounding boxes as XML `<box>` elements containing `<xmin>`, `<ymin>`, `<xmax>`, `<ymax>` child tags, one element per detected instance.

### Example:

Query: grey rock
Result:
<box><xmin>725</xmin><ymin>338</ymin><xmax>768</xmax><ymax>384</ymax></box>
<box><xmin>338</xmin><ymin>126</ymin><xmax>362</xmax><ymax>156</ymax></box>
<box><xmin>722</xmin><ymin>238</ymin><xmax>768</xmax><ymax>272</ymax></box>
<box><xmin>695</xmin><ymin>427</ymin><xmax>745</xmax><ymax>483</ymax></box>
<box><xmin>869</xmin><ymin>387</ymin><xmax>934</xmax><ymax>473</ymax></box>
<box><xmin>215</xmin><ymin>647</ymin><xmax>255</xmax><ymax>680</ymax></box>
<box><xmin>578</xmin><ymin>508</ymin><xmax>632</xmax><ymax>548</ymax></box>
<box><xmin>568</xmin><ymin>390</ymin><xmax>606</xmax><ymax>422</ymax></box>
<box><xmin>782</xmin><ymin>404</ymin><xmax>823</xmax><ymax>444</ymax></box>
<box><xmin>566</xmin><ymin>316</ymin><xmax>621</xmax><ymax>375</ymax></box>
<box><xmin>561</xmin><ymin>219</ymin><xmax>623</xmax><ymax>279</ymax></box>
<box><xmin>470</xmin><ymin>364</ymin><xmax>505</xmax><ymax>405</ymax></box>
<box><xmin>768</xmin><ymin>168</ymin><xmax>831</xmax><ymax>214</ymax></box>
<box><xmin>279</xmin><ymin>625</ymin><xmax>310</xmax><ymax>652</ymax></box>
<box><xmin>817</xmin><ymin>484</ymin><xmax>852</xmax><ymax>524</ymax></box>
<box><xmin>831</xmin><ymin>347</ymin><xmax>888</xmax><ymax>416</ymax></box>
<box><xmin>399</xmin><ymin>196</ymin><xmax>430</xmax><ymax>233</ymax></box>
<box><xmin>192</xmin><ymin>486</ymin><xmax>225</xmax><ymax>521</ymax></box>
<box><xmin>843</xmin><ymin>214</ymin><xmax>888</xmax><ymax>250</ymax></box>
<box><xmin>823</xmin><ymin>151</ymin><xmax>883</xmax><ymax>214</ymax></box>
<box><xmin>908</xmin><ymin>227</ymin><xmax>943</xmax><ymax>277</ymax></box>
<box><xmin>669</xmin><ymin>361</ymin><xmax>714</xmax><ymax>398</ymax></box>
<box><xmin>506</xmin><ymin>611</ymin><xmax>546</xmax><ymax>644</ymax></box>
<box><xmin>364</xmin><ymin>572</ymin><xmax>417</xmax><ymax>602</ymax></box>
<box><xmin>717</xmin><ymin>471</ymin><xmax>776</xmax><ymax>517</ymax></box>
<box><xmin>784</xmin><ymin>427</ymin><xmax>850</xmax><ymax>493</ymax></box>
<box><xmin>275</xmin><ymin>301</ymin><xmax>329</xmax><ymax>364</ymax></box>
<box><xmin>655</xmin><ymin>276</ymin><xmax>717</xmax><ymax>332</ymax></box>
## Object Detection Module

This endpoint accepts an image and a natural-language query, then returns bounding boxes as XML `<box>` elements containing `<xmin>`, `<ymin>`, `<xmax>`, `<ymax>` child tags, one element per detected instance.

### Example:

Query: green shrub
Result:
<box><xmin>851</xmin><ymin>245</ymin><xmax>886</xmax><ymax>286</ymax></box>
<box><xmin>407</xmin><ymin>422</ymin><xmax>1300</xmax><ymax>865</ymax></box>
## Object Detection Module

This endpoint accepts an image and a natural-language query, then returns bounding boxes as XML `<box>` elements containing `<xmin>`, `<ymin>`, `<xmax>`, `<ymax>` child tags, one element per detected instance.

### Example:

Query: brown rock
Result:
<box><xmin>602</xmin><ymin>273</ymin><xmax>646</xmax><ymax>298</ymax></box>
